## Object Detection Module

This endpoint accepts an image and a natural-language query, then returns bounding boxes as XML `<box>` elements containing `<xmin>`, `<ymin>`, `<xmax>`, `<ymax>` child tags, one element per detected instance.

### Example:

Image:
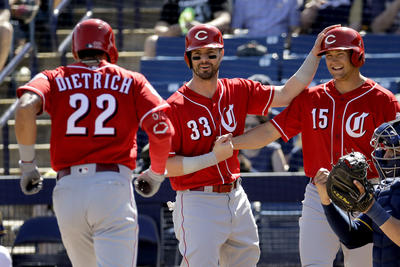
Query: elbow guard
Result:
<box><xmin>141</xmin><ymin>110</ymin><xmax>174</xmax><ymax>174</ymax></box>
<box><xmin>141</xmin><ymin>110</ymin><xmax>174</xmax><ymax>142</ymax></box>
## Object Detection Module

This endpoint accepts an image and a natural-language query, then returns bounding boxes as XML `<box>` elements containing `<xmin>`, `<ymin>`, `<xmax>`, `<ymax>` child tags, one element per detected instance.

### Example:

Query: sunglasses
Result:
<box><xmin>191</xmin><ymin>55</ymin><xmax>218</xmax><ymax>60</ymax></box>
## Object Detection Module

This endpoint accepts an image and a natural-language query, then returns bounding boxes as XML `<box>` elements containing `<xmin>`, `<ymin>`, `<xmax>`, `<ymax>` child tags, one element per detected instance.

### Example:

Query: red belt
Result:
<box><xmin>189</xmin><ymin>178</ymin><xmax>240</xmax><ymax>193</ymax></box>
<box><xmin>57</xmin><ymin>163</ymin><xmax>120</xmax><ymax>181</ymax></box>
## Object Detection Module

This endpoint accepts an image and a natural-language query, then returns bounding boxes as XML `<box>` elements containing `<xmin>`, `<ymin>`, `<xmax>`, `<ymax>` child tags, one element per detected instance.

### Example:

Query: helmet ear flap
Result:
<box><xmin>184</xmin><ymin>52</ymin><xmax>192</xmax><ymax>69</ymax></box>
<box><xmin>351</xmin><ymin>49</ymin><xmax>365</xmax><ymax>67</ymax></box>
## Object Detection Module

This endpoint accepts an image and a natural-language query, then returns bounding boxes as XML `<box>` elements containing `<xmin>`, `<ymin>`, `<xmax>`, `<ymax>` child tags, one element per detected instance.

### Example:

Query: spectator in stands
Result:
<box><xmin>143</xmin><ymin>0</ymin><xmax>231</xmax><ymax>58</ymax></box>
<box><xmin>0</xmin><ymin>0</ymin><xmax>13</xmax><ymax>71</ymax></box>
<box><xmin>288</xmin><ymin>135</ymin><xmax>304</xmax><ymax>172</ymax></box>
<box><xmin>301</xmin><ymin>0</ymin><xmax>356</xmax><ymax>34</ymax></box>
<box><xmin>10</xmin><ymin>0</ymin><xmax>40</xmax><ymax>54</ymax></box>
<box><xmin>0</xmin><ymin>212</ymin><xmax>12</xmax><ymax>267</ymax></box>
<box><xmin>231</xmin><ymin>0</ymin><xmax>302</xmax><ymax>37</ymax></box>
<box><xmin>370</xmin><ymin>0</ymin><xmax>400</xmax><ymax>34</ymax></box>
<box><xmin>241</xmin><ymin>114</ymin><xmax>289</xmax><ymax>172</ymax></box>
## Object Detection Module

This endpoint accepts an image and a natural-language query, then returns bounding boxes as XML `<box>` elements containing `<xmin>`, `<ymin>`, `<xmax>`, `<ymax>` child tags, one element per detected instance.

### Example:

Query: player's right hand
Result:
<box><xmin>19</xmin><ymin>160</ymin><xmax>43</xmax><ymax>195</ymax></box>
<box><xmin>213</xmin><ymin>133</ymin><xmax>233</xmax><ymax>162</ymax></box>
<box><xmin>134</xmin><ymin>168</ymin><xmax>165</xmax><ymax>198</ymax></box>
<box><xmin>312</xmin><ymin>24</ymin><xmax>341</xmax><ymax>57</ymax></box>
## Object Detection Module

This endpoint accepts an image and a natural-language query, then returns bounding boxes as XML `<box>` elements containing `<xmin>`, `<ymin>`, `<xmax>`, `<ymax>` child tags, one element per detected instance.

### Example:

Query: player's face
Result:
<box><xmin>325</xmin><ymin>50</ymin><xmax>357</xmax><ymax>81</ymax></box>
<box><xmin>191</xmin><ymin>48</ymin><xmax>223</xmax><ymax>80</ymax></box>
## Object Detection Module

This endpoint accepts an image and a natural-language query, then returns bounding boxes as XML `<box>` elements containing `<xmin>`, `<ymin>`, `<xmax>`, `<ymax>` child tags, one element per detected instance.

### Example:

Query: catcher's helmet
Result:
<box><xmin>184</xmin><ymin>24</ymin><xmax>224</xmax><ymax>68</ymax></box>
<box><xmin>370</xmin><ymin>118</ymin><xmax>400</xmax><ymax>180</ymax></box>
<box><xmin>318</xmin><ymin>26</ymin><xmax>365</xmax><ymax>67</ymax></box>
<box><xmin>72</xmin><ymin>18</ymin><xmax>118</xmax><ymax>64</ymax></box>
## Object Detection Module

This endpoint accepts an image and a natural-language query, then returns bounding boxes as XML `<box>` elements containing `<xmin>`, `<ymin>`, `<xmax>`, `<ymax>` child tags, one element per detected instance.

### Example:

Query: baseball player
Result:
<box><xmin>313</xmin><ymin>118</ymin><xmax>400</xmax><ymax>266</ymax></box>
<box><xmin>156</xmin><ymin>23</ymin><xmax>335</xmax><ymax>267</ymax></box>
<box><xmin>14</xmin><ymin>18</ymin><xmax>173</xmax><ymax>267</ymax></box>
<box><xmin>233</xmin><ymin>26</ymin><xmax>400</xmax><ymax>266</ymax></box>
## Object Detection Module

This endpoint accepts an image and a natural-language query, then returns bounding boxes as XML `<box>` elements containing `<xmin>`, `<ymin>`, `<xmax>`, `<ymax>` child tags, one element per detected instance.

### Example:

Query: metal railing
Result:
<box><xmin>0</xmin><ymin>42</ymin><xmax>33</xmax><ymax>175</ymax></box>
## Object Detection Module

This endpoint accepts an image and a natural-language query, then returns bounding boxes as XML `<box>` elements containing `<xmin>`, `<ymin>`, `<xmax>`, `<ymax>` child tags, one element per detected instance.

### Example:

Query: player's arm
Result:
<box><xmin>272</xmin><ymin>24</ymin><xmax>340</xmax><ymax>107</ymax></box>
<box><xmin>15</xmin><ymin>91</ymin><xmax>41</xmax><ymax>149</ymax></box>
<box><xmin>313</xmin><ymin>168</ymin><xmax>373</xmax><ymax>248</ymax></box>
<box><xmin>363</xmin><ymin>197</ymin><xmax>400</xmax><ymax>247</ymax></box>
<box><xmin>232</xmin><ymin>121</ymin><xmax>281</xmax><ymax>150</ymax></box>
<box><xmin>15</xmin><ymin>91</ymin><xmax>44</xmax><ymax>195</ymax></box>
<box><xmin>166</xmin><ymin>133</ymin><xmax>233</xmax><ymax>177</ymax></box>
<box><xmin>350</xmin><ymin>180</ymin><xmax>400</xmax><ymax>246</ymax></box>
<box><xmin>141</xmin><ymin>109</ymin><xmax>174</xmax><ymax>175</ymax></box>
<box><xmin>378</xmin><ymin>216</ymin><xmax>400</xmax><ymax>246</ymax></box>
<box><xmin>134</xmin><ymin>109</ymin><xmax>173</xmax><ymax>198</ymax></box>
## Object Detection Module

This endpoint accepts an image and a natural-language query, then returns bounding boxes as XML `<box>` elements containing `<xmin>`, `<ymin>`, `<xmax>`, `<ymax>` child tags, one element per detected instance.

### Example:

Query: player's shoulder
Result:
<box><xmin>166</xmin><ymin>85</ymin><xmax>186</xmax><ymax>106</ymax></box>
<box><xmin>368</xmin><ymin>79</ymin><xmax>395</xmax><ymax>94</ymax></box>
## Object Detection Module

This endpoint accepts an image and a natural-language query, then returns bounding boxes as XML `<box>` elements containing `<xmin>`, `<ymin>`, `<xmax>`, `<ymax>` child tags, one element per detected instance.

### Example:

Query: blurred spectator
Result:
<box><xmin>288</xmin><ymin>135</ymin><xmax>304</xmax><ymax>172</ymax></box>
<box><xmin>134</xmin><ymin>143</ymin><xmax>150</xmax><ymax>174</ymax></box>
<box><xmin>0</xmin><ymin>212</ymin><xmax>12</xmax><ymax>267</ymax></box>
<box><xmin>241</xmin><ymin>114</ymin><xmax>289</xmax><ymax>172</ymax></box>
<box><xmin>0</xmin><ymin>0</ymin><xmax>13</xmax><ymax>71</ymax></box>
<box><xmin>10</xmin><ymin>0</ymin><xmax>40</xmax><ymax>54</ymax></box>
<box><xmin>238</xmin><ymin>150</ymin><xmax>252</xmax><ymax>172</ymax></box>
<box><xmin>143</xmin><ymin>0</ymin><xmax>231</xmax><ymax>58</ymax></box>
<box><xmin>370</xmin><ymin>0</ymin><xmax>400</xmax><ymax>34</ymax></box>
<box><xmin>231</xmin><ymin>0</ymin><xmax>302</xmax><ymax>37</ymax></box>
<box><xmin>301</xmin><ymin>0</ymin><xmax>353</xmax><ymax>34</ymax></box>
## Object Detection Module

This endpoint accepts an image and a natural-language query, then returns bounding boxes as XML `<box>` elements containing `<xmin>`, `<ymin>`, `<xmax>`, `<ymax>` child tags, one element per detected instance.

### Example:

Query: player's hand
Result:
<box><xmin>134</xmin><ymin>168</ymin><xmax>165</xmax><ymax>198</ymax></box>
<box><xmin>212</xmin><ymin>133</ymin><xmax>233</xmax><ymax>162</ymax></box>
<box><xmin>353</xmin><ymin>180</ymin><xmax>375</xmax><ymax>212</ymax></box>
<box><xmin>311</xmin><ymin>24</ymin><xmax>341</xmax><ymax>57</ymax></box>
<box><xmin>313</xmin><ymin>168</ymin><xmax>331</xmax><ymax>205</ymax></box>
<box><xmin>19</xmin><ymin>160</ymin><xmax>43</xmax><ymax>195</ymax></box>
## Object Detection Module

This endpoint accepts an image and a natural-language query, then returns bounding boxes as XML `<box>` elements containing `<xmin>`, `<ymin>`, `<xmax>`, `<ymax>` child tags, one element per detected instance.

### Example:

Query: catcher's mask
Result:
<box><xmin>370</xmin><ymin>118</ymin><xmax>400</xmax><ymax>180</ymax></box>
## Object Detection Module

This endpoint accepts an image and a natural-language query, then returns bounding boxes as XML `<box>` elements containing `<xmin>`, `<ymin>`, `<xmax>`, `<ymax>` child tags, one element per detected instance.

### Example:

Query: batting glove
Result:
<box><xmin>134</xmin><ymin>168</ymin><xmax>165</xmax><ymax>198</ymax></box>
<box><xmin>19</xmin><ymin>160</ymin><xmax>43</xmax><ymax>195</ymax></box>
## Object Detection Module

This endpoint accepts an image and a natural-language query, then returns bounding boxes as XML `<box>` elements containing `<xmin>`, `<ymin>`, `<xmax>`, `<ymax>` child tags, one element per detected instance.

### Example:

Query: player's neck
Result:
<box><xmin>334</xmin><ymin>73</ymin><xmax>367</xmax><ymax>94</ymax></box>
<box><xmin>187</xmin><ymin>76</ymin><xmax>218</xmax><ymax>98</ymax></box>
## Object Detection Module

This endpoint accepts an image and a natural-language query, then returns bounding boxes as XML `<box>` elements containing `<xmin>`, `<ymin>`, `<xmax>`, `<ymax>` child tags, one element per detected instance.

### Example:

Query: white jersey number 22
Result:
<box><xmin>66</xmin><ymin>93</ymin><xmax>116</xmax><ymax>136</ymax></box>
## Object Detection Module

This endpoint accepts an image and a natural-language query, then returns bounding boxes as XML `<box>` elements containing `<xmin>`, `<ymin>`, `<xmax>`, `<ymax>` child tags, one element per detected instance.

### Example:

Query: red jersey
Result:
<box><xmin>167</xmin><ymin>78</ymin><xmax>275</xmax><ymax>191</ymax></box>
<box><xmin>16</xmin><ymin>60</ymin><xmax>169</xmax><ymax>171</ymax></box>
<box><xmin>272</xmin><ymin>79</ymin><xmax>400</xmax><ymax>179</ymax></box>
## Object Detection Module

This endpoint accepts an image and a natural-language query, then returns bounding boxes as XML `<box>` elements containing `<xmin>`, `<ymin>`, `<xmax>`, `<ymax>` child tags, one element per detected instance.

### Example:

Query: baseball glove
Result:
<box><xmin>326</xmin><ymin>152</ymin><xmax>374</xmax><ymax>213</ymax></box>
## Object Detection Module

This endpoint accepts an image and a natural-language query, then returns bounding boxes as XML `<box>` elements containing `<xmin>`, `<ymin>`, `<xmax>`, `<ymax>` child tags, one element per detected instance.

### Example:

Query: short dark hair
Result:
<box><xmin>77</xmin><ymin>49</ymin><xmax>109</xmax><ymax>61</ymax></box>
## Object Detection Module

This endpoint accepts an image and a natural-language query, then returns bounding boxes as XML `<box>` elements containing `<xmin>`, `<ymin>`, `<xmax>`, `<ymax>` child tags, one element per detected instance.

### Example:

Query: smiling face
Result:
<box><xmin>190</xmin><ymin>47</ymin><xmax>223</xmax><ymax>80</ymax></box>
<box><xmin>325</xmin><ymin>49</ymin><xmax>358</xmax><ymax>81</ymax></box>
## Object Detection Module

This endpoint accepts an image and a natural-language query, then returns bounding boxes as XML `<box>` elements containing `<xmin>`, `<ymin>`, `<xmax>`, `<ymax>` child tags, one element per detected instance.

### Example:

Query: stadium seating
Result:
<box><xmin>11</xmin><ymin>216</ymin><xmax>72</xmax><ymax>267</ymax></box>
<box><xmin>155</xmin><ymin>35</ymin><xmax>285</xmax><ymax>57</ymax></box>
<box><xmin>141</xmin><ymin>55</ymin><xmax>280</xmax><ymax>83</ymax></box>
<box><xmin>138</xmin><ymin>214</ymin><xmax>161</xmax><ymax>267</ymax></box>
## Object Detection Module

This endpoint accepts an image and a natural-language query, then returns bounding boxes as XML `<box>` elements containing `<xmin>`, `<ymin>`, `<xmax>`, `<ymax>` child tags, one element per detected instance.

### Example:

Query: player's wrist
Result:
<box><xmin>365</xmin><ymin>201</ymin><xmax>391</xmax><ymax>227</ymax></box>
<box><xmin>18</xmin><ymin>144</ymin><xmax>35</xmax><ymax>162</ymax></box>
<box><xmin>182</xmin><ymin>152</ymin><xmax>218</xmax><ymax>175</ymax></box>
<box><xmin>147</xmin><ymin>168</ymin><xmax>166</xmax><ymax>182</ymax></box>
<box><xmin>293</xmin><ymin>52</ymin><xmax>320</xmax><ymax>86</ymax></box>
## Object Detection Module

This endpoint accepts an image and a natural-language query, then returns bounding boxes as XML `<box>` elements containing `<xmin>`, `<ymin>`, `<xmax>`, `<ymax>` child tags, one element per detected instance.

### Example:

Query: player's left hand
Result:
<box><xmin>19</xmin><ymin>160</ymin><xmax>43</xmax><ymax>195</ymax></box>
<box><xmin>134</xmin><ymin>168</ymin><xmax>165</xmax><ymax>198</ymax></box>
<box><xmin>312</xmin><ymin>24</ymin><xmax>341</xmax><ymax>57</ymax></box>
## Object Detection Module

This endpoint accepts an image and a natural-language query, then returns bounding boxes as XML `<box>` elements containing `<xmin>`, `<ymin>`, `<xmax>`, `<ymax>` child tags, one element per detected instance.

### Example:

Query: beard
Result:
<box><xmin>193</xmin><ymin>63</ymin><xmax>219</xmax><ymax>80</ymax></box>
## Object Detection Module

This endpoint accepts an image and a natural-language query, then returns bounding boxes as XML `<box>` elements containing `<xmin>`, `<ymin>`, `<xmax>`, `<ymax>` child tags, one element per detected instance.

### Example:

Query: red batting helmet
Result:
<box><xmin>184</xmin><ymin>24</ymin><xmax>224</xmax><ymax>68</ymax></box>
<box><xmin>318</xmin><ymin>26</ymin><xmax>365</xmax><ymax>67</ymax></box>
<box><xmin>72</xmin><ymin>18</ymin><xmax>118</xmax><ymax>64</ymax></box>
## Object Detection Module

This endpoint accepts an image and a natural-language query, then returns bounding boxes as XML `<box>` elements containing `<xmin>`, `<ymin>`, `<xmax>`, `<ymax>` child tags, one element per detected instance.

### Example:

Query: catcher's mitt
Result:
<box><xmin>326</xmin><ymin>152</ymin><xmax>374</xmax><ymax>213</ymax></box>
